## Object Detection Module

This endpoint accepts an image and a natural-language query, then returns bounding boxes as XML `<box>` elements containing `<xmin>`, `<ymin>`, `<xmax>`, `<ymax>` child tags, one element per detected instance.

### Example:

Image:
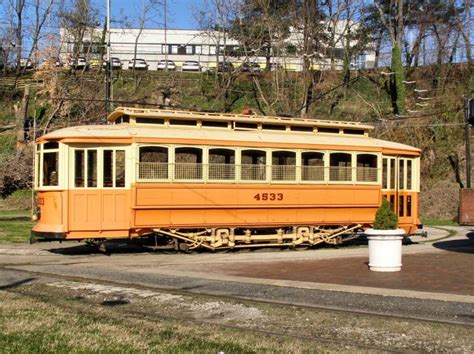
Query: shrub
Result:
<box><xmin>373</xmin><ymin>198</ymin><xmax>398</xmax><ymax>230</ymax></box>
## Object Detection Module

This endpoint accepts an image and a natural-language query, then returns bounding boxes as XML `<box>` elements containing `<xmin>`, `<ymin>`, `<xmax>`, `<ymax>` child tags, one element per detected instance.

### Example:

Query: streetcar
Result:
<box><xmin>31</xmin><ymin>107</ymin><xmax>421</xmax><ymax>250</ymax></box>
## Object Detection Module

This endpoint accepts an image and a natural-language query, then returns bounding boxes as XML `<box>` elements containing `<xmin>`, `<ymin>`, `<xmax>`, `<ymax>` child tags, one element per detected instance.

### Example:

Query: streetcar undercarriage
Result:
<box><xmin>139</xmin><ymin>224</ymin><xmax>363</xmax><ymax>251</ymax></box>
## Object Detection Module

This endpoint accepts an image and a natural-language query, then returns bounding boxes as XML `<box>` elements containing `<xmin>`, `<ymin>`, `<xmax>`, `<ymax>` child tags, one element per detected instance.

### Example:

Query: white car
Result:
<box><xmin>181</xmin><ymin>60</ymin><xmax>201</xmax><ymax>72</ymax></box>
<box><xmin>103</xmin><ymin>57</ymin><xmax>122</xmax><ymax>70</ymax></box>
<box><xmin>70</xmin><ymin>57</ymin><xmax>88</xmax><ymax>69</ymax></box>
<box><xmin>19</xmin><ymin>58</ymin><xmax>34</xmax><ymax>69</ymax></box>
<box><xmin>128</xmin><ymin>58</ymin><xmax>148</xmax><ymax>70</ymax></box>
<box><xmin>156</xmin><ymin>60</ymin><xmax>176</xmax><ymax>70</ymax></box>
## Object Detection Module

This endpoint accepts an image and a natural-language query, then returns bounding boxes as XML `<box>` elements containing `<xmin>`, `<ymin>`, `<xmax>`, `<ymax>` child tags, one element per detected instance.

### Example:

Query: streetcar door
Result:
<box><xmin>68</xmin><ymin>146</ymin><xmax>130</xmax><ymax>233</ymax></box>
<box><xmin>382</xmin><ymin>156</ymin><xmax>415</xmax><ymax>223</ymax></box>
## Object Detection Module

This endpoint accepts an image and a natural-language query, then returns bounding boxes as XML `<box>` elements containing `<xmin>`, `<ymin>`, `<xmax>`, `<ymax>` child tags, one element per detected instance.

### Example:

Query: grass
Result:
<box><xmin>421</xmin><ymin>218</ymin><xmax>459</xmax><ymax>226</ymax></box>
<box><xmin>0</xmin><ymin>287</ymin><xmax>313</xmax><ymax>353</ymax></box>
<box><xmin>0</xmin><ymin>219</ymin><xmax>32</xmax><ymax>243</ymax></box>
<box><xmin>0</xmin><ymin>209</ymin><xmax>30</xmax><ymax>218</ymax></box>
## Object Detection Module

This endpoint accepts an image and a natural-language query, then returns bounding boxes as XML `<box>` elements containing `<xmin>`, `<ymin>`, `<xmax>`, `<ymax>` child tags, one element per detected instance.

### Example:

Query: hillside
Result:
<box><xmin>0</xmin><ymin>64</ymin><xmax>472</xmax><ymax>220</ymax></box>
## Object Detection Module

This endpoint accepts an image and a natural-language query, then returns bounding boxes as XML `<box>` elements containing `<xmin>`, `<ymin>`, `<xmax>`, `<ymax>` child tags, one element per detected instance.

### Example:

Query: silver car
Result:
<box><xmin>157</xmin><ymin>60</ymin><xmax>176</xmax><ymax>70</ymax></box>
<box><xmin>181</xmin><ymin>60</ymin><xmax>201</xmax><ymax>72</ymax></box>
<box><xmin>128</xmin><ymin>58</ymin><xmax>148</xmax><ymax>70</ymax></box>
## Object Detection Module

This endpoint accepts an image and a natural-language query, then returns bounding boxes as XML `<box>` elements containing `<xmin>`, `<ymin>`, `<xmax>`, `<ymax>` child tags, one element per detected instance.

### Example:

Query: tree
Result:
<box><xmin>231</xmin><ymin>0</ymin><xmax>290</xmax><ymax>70</ymax></box>
<box><xmin>130</xmin><ymin>0</ymin><xmax>162</xmax><ymax>72</ymax></box>
<box><xmin>290</xmin><ymin>0</ymin><xmax>327</xmax><ymax>117</ymax></box>
<box><xmin>21</xmin><ymin>0</ymin><xmax>56</xmax><ymax>76</ymax></box>
<box><xmin>13</xmin><ymin>0</ymin><xmax>25</xmax><ymax>76</ymax></box>
<box><xmin>59</xmin><ymin>0</ymin><xmax>98</xmax><ymax>61</ymax></box>
<box><xmin>375</xmin><ymin>0</ymin><xmax>406</xmax><ymax>115</ymax></box>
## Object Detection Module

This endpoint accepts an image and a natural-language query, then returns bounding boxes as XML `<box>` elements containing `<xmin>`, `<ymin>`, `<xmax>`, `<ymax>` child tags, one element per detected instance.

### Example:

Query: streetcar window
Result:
<box><xmin>175</xmin><ymin>147</ymin><xmax>202</xmax><ymax>180</ymax></box>
<box><xmin>115</xmin><ymin>150</ymin><xmax>125</xmax><ymax>187</ymax></box>
<box><xmin>382</xmin><ymin>158</ymin><xmax>388</xmax><ymax>189</ymax></box>
<box><xmin>357</xmin><ymin>154</ymin><xmax>377</xmax><ymax>182</ymax></box>
<box><xmin>343</xmin><ymin>129</ymin><xmax>364</xmax><ymax>135</ymax></box>
<box><xmin>202</xmin><ymin>120</ymin><xmax>228</xmax><ymax>128</ymax></box>
<box><xmin>209</xmin><ymin>148</ymin><xmax>235</xmax><ymax>180</ymax></box>
<box><xmin>302</xmin><ymin>152</ymin><xmax>324</xmax><ymax>181</ymax></box>
<box><xmin>103</xmin><ymin>150</ymin><xmax>114</xmax><ymax>188</ymax></box>
<box><xmin>241</xmin><ymin>150</ymin><xmax>266</xmax><ymax>181</ymax></box>
<box><xmin>390</xmin><ymin>159</ymin><xmax>395</xmax><ymax>189</ymax></box>
<box><xmin>139</xmin><ymin>146</ymin><xmax>168</xmax><ymax>163</ymax></box>
<box><xmin>235</xmin><ymin>122</ymin><xmax>258</xmax><ymax>130</ymax></box>
<box><xmin>272</xmin><ymin>151</ymin><xmax>296</xmax><ymax>181</ymax></box>
<box><xmin>170</xmin><ymin>119</ymin><xmax>197</xmax><ymax>126</ymax></box>
<box><xmin>399</xmin><ymin>195</ymin><xmax>405</xmax><ymax>217</ymax></box>
<box><xmin>44</xmin><ymin>142</ymin><xmax>59</xmax><ymax>150</ymax></box>
<box><xmin>74</xmin><ymin>149</ymin><xmax>98</xmax><ymax>188</ymax></box>
<box><xmin>42</xmin><ymin>151</ymin><xmax>58</xmax><ymax>186</ymax></box>
<box><xmin>103</xmin><ymin>150</ymin><xmax>126</xmax><ymax>188</ymax></box>
<box><xmin>138</xmin><ymin>146</ymin><xmax>168</xmax><ymax>180</ymax></box>
<box><xmin>74</xmin><ymin>150</ymin><xmax>85</xmax><ymax>187</ymax></box>
<box><xmin>329</xmin><ymin>153</ymin><xmax>352</xmax><ymax>181</ymax></box>
<box><xmin>136</xmin><ymin>117</ymin><xmax>163</xmax><ymax>125</ymax></box>
<box><xmin>262</xmin><ymin>124</ymin><xmax>286</xmax><ymax>131</ymax></box>
<box><xmin>318</xmin><ymin>127</ymin><xmax>340</xmax><ymax>134</ymax></box>
<box><xmin>291</xmin><ymin>126</ymin><xmax>313</xmax><ymax>133</ymax></box>
<box><xmin>399</xmin><ymin>159</ymin><xmax>405</xmax><ymax>190</ymax></box>
<box><xmin>407</xmin><ymin>160</ymin><xmax>412</xmax><ymax>190</ymax></box>
<box><xmin>389</xmin><ymin>195</ymin><xmax>395</xmax><ymax>211</ymax></box>
<box><xmin>87</xmin><ymin>150</ymin><xmax>97</xmax><ymax>187</ymax></box>
<box><xmin>407</xmin><ymin>195</ymin><xmax>412</xmax><ymax>217</ymax></box>
<box><xmin>118</xmin><ymin>115</ymin><xmax>130</xmax><ymax>123</ymax></box>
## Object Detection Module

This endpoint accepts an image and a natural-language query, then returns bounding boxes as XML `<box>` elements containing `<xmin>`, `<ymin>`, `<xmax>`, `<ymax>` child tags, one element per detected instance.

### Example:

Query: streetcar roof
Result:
<box><xmin>38</xmin><ymin>123</ymin><xmax>421</xmax><ymax>154</ymax></box>
<box><xmin>107</xmin><ymin>107</ymin><xmax>374</xmax><ymax>132</ymax></box>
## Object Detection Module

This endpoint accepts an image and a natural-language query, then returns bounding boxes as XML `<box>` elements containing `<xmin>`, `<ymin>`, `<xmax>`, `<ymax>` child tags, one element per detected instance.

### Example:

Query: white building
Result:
<box><xmin>60</xmin><ymin>27</ymin><xmax>375</xmax><ymax>71</ymax></box>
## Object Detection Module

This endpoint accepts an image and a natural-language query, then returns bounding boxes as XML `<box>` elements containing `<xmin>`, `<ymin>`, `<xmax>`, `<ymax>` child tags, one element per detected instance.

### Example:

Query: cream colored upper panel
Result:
<box><xmin>39</xmin><ymin>124</ymin><xmax>421</xmax><ymax>154</ymax></box>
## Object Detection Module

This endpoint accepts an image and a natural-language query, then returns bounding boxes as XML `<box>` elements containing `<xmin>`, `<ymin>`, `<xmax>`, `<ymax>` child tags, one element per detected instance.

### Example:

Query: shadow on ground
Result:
<box><xmin>47</xmin><ymin>242</ymin><xmax>158</xmax><ymax>256</ymax></box>
<box><xmin>432</xmin><ymin>230</ymin><xmax>474</xmax><ymax>254</ymax></box>
<box><xmin>0</xmin><ymin>277</ymin><xmax>35</xmax><ymax>290</ymax></box>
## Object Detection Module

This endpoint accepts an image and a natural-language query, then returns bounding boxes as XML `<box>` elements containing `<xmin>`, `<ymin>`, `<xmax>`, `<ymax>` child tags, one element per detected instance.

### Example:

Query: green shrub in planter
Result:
<box><xmin>373</xmin><ymin>199</ymin><xmax>398</xmax><ymax>230</ymax></box>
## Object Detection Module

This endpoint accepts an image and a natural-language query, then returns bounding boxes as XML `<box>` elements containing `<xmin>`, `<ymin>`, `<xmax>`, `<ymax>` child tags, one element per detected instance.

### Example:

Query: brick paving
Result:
<box><xmin>224</xmin><ymin>244</ymin><xmax>474</xmax><ymax>296</ymax></box>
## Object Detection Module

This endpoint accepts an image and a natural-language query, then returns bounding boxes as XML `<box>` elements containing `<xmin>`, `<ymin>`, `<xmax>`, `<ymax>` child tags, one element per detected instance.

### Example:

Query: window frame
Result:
<box><xmin>35</xmin><ymin>142</ymin><xmax>62</xmax><ymax>190</ymax></box>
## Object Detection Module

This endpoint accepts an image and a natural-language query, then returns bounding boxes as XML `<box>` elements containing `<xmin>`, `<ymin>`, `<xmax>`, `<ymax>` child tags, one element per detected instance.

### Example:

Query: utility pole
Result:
<box><xmin>105</xmin><ymin>0</ymin><xmax>113</xmax><ymax>116</ymax></box>
<box><xmin>164</xmin><ymin>0</ymin><xmax>167</xmax><ymax>71</ymax></box>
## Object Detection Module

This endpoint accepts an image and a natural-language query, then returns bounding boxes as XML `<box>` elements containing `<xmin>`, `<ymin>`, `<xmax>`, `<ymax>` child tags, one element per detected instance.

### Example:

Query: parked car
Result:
<box><xmin>103</xmin><ymin>57</ymin><xmax>122</xmax><ymax>70</ymax></box>
<box><xmin>270</xmin><ymin>62</ymin><xmax>283</xmax><ymax>71</ymax></box>
<box><xmin>217</xmin><ymin>61</ymin><xmax>234</xmax><ymax>73</ymax></box>
<box><xmin>70</xmin><ymin>57</ymin><xmax>89</xmax><ymax>70</ymax></box>
<box><xmin>19</xmin><ymin>58</ymin><xmax>34</xmax><ymax>69</ymax></box>
<box><xmin>181</xmin><ymin>60</ymin><xmax>201</xmax><ymax>72</ymax></box>
<box><xmin>55</xmin><ymin>58</ymin><xmax>64</xmax><ymax>67</ymax></box>
<box><xmin>156</xmin><ymin>60</ymin><xmax>176</xmax><ymax>70</ymax></box>
<box><xmin>240</xmin><ymin>62</ymin><xmax>262</xmax><ymax>73</ymax></box>
<box><xmin>128</xmin><ymin>58</ymin><xmax>148</xmax><ymax>70</ymax></box>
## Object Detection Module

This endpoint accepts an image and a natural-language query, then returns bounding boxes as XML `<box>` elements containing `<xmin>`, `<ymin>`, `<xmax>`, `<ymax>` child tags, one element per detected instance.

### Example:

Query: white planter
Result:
<box><xmin>365</xmin><ymin>228</ymin><xmax>406</xmax><ymax>272</ymax></box>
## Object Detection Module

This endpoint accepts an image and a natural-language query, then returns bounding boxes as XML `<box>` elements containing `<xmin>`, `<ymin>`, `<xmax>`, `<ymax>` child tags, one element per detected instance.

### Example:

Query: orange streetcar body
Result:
<box><xmin>32</xmin><ymin>108</ymin><xmax>422</xmax><ymax>249</ymax></box>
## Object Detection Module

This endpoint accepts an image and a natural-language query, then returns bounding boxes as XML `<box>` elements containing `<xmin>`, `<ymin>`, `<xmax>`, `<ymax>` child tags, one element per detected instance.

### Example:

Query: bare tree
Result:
<box><xmin>20</xmin><ymin>0</ymin><xmax>56</xmax><ymax>75</ymax></box>
<box><xmin>130</xmin><ymin>0</ymin><xmax>162</xmax><ymax>72</ymax></box>
<box><xmin>12</xmin><ymin>0</ymin><xmax>25</xmax><ymax>76</ymax></box>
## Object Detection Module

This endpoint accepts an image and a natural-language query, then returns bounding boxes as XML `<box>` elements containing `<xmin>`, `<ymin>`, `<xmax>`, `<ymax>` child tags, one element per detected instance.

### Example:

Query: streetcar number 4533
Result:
<box><xmin>254</xmin><ymin>193</ymin><xmax>284</xmax><ymax>201</ymax></box>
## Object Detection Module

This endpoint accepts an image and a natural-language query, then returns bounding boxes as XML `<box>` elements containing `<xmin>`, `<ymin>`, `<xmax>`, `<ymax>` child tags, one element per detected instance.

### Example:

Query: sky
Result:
<box><xmin>107</xmin><ymin>0</ymin><xmax>205</xmax><ymax>29</ymax></box>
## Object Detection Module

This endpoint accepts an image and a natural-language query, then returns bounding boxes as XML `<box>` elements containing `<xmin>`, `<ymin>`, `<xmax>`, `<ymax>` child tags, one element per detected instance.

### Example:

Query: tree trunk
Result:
<box><xmin>391</xmin><ymin>45</ymin><xmax>405</xmax><ymax>114</ymax></box>
<box><xmin>15</xmin><ymin>85</ymin><xmax>29</xmax><ymax>150</ymax></box>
